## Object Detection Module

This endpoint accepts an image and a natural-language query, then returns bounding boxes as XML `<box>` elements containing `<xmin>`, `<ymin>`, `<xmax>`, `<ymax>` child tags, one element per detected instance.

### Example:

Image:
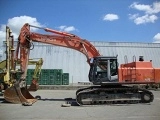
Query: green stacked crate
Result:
<box><xmin>38</xmin><ymin>73</ymin><xmax>43</xmax><ymax>85</ymax></box>
<box><xmin>62</xmin><ymin>73</ymin><xmax>69</xmax><ymax>85</ymax></box>
<box><xmin>53</xmin><ymin>69</ymin><xmax>63</xmax><ymax>85</ymax></box>
<box><xmin>16</xmin><ymin>72</ymin><xmax>21</xmax><ymax>80</ymax></box>
<box><xmin>26</xmin><ymin>69</ymin><xmax>34</xmax><ymax>85</ymax></box>
<box><xmin>38</xmin><ymin>69</ymin><xmax>64</xmax><ymax>85</ymax></box>
<box><xmin>38</xmin><ymin>74</ymin><xmax>43</xmax><ymax>85</ymax></box>
<box><xmin>26</xmin><ymin>79</ymin><xmax>32</xmax><ymax>85</ymax></box>
<box><xmin>15</xmin><ymin>69</ymin><xmax>33</xmax><ymax>85</ymax></box>
<box><xmin>49</xmin><ymin>70</ymin><xmax>57</xmax><ymax>85</ymax></box>
<box><xmin>41</xmin><ymin>69</ymin><xmax>50</xmax><ymax>85</ymax></box>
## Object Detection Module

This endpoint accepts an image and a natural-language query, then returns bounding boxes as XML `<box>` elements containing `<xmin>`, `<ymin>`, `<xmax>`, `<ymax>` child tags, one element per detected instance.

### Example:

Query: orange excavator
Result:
<box><xmin>4</xmin><ymin>23</ymin><xmax>160</xmax><ymax>105</ymax></box>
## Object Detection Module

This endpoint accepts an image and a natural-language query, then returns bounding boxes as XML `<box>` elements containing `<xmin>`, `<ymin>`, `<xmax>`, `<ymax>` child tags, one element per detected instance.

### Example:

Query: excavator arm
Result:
<box><xmin>28</xmin><ymin>58</ymin><xmax>43</xmax><ymax>91</ymax></box>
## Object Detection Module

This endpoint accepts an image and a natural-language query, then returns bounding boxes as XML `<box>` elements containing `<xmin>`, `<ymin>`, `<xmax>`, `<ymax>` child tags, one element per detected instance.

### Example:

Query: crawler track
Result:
<box><xmin>76</xmin><ymin>85</ymin><xmax>154</xmax><ymax>106</ymax></box>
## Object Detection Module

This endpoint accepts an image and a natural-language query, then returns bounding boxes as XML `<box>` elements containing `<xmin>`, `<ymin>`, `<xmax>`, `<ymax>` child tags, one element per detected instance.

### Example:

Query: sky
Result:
<box><xmin>0</xmin><ymin>0</ymin><xmax>160</xmax><ymax>46</ymax></box>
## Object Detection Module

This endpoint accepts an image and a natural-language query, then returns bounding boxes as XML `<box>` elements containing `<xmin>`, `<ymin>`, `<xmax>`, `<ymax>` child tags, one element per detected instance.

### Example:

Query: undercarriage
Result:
<box><xmin>76</xmin><ymin>85</ymin><xmax>154</xmax><ymax>106</ymax></box>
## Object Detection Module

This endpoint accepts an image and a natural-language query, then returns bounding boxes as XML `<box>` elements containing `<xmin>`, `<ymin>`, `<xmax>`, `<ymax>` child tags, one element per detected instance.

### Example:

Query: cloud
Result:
<box><xmin>129</xmin><ymin>14</ymin><xmax>158</xmax><ymax>25</ymax></box>
<box><xmin>153</xmin><ymin>33</ymin><xmax>160</xmax><ymax>43</ymax></box>
<box><xmin>129</xmin><ymin>13</ymin><xmax>139</xmax><ymax>19</ymax></box>
<box><xmin>129</xmin><ymin>1</ymin><xmax>160</xmax><ymax>25</ymax></box>
<box><xmin>130</xmin><ymin>2</ymin><xmax>152</xmax><ymax>13</ymax></box>
<box><xmin>0</xmin><ymin>15</ymin><xmax>44</xmax><ymax>45</ymax></box>
<box><xmin>0</xmin><ymin>25</ymin><xmax>6</xmax><ymax>44</ymax></box>
<box><xmin>57</xmin><ymin>25</ymin><xmax>78</xmax><ymax>32</ymax></box>
<box><xmin>130</xmin><ymin>1</ymin><xmax>160</xmax><ymax>14</ymax></box>
<box><xmin>103</xmin><ymin>14</ymin><xmax>119</xmax><ymax>21</ymax></box>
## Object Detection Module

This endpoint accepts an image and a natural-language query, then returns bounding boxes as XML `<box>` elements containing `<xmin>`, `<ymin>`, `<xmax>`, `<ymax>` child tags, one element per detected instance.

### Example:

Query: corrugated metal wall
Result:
<box><xmin>29</xmin><ymin>44</ymin><xmax>89</xmax><ymax>83</ymax></box>
<box><xmin>92</xmin><ymin>42</ymin><xmax>160</xmax><ymax>67</ymax></box>
<box><xmin>1</xmin><ymin>42</ymin><xmax>160</xmax><ymax>83</ymax></box>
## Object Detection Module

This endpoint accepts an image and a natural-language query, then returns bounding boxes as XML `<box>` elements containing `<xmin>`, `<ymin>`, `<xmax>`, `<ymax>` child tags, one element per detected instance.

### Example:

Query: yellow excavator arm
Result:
<box><xmin>27</xmin><ymin>58</ymin><xmax>43</xmax><ymax>91</ymax></box>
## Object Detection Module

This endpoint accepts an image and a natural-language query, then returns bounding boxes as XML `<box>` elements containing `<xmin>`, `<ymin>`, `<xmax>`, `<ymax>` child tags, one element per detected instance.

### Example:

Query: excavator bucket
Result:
<box><xmin>4</xmin><ymin>83</ymin><xmax>37</xmax><ymax>105</ymax></box>
<box><xmin>28</xmin><ymin>79</ymin><xmax>39</xmax><ymax>91</ymax></box>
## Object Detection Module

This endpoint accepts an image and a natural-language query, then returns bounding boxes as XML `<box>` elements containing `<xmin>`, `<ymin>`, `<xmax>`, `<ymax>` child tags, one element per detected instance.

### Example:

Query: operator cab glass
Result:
<box><xmin>89</xmin><ymin>57</ymin><xmax>118</xmax><ymax>85</ymax></box>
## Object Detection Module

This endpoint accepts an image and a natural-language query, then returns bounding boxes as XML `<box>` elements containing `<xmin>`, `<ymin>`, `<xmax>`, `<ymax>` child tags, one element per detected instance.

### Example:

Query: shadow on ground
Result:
<box><xmin>0</xmin><ymin>98</ymin><xmax>11</xmax><ymax>103</ymax></box>
<box><xmin>36</xmin><ymin>95</ymin><xmax>79</xmax><ymax>106</ymax></box>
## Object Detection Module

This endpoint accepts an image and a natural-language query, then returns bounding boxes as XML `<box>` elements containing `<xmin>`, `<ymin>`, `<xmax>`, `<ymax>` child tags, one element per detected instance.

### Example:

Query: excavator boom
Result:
<box><xmin>20</xmin><ymin>23</ymin><xmax>100</xmax><ymax>60</ymax></box>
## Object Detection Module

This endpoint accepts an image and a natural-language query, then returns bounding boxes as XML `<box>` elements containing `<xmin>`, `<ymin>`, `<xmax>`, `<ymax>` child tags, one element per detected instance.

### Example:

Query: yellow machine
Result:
<box><xmin>0</xmin><ymin>60</ymin><xmax>7</xmax><ymax>90</ymax></box>
<box><xmin>26</xmin><ymin>58</ymin><xmax>43</xmax><ymax>91</ymax></box>
<box><xmin>0</xmin><ymin>26</ymin><xmax>15</xmax><ymax>90</ymax></box>
<box><xmin>0</xmin><ymin>26</ymin><xmax>43</xmax><ymax>105</ymax></box>
<box><xmin>0</xmin><ymin>58</ymin><xmax>43</xmax><ymax>91</ymax></box>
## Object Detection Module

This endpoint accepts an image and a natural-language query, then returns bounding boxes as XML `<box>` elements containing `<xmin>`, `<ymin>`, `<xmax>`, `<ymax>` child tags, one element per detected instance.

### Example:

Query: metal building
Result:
<box><xmin>1</xmin><ymin>42</ymin><xmax>160</xmax><ymax>84</ymax></box>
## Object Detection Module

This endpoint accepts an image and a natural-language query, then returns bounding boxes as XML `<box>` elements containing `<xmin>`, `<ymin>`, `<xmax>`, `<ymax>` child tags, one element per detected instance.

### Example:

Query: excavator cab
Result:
<box><xmin>89</xmin><ymin>56</ymin><xmax>118</xmax><ymax>85</ymax></box>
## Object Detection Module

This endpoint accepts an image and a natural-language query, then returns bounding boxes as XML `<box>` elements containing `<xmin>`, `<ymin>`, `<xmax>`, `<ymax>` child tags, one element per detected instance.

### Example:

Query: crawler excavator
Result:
<box><xmin>4</xmin><ymin>23</ymin><xmax>160</xmax><ymax>105</ymax></box>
